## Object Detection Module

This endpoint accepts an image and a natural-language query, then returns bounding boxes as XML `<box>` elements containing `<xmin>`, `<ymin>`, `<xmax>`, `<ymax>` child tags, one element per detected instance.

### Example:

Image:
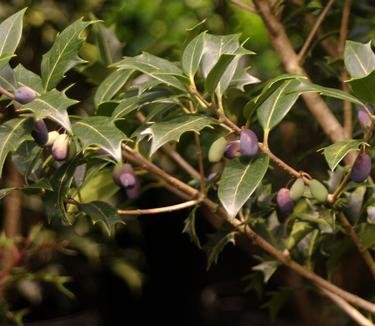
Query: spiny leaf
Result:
<box><xmin>79</xmin><ymin>200</ymin><xmax>124</xmax><ymax>236</ymax></box>
<box><xmin>229</xmin><ymin>68</ymin><xmax>260</xmax><ymax>91</ymax></box>
<box><xmin>0</xmin><ymin>118</ymin><xmax>33</xmax><ymax>177</ymax></box>
<box><xmin>72</xmin><ymin>116</ymin><xmax>129</xmax><ymax>162</ymax></box>
<box><xmin>252</xmin><ymin>260</ymin><xmax>280</xmax><ymax>283</ymax></box>
<box><xmin>94</xmin><ymin>69</ymin><xmax>134</xmax><ymax>107</ymax></box>
<box><xmin>320</xmin><ymin>139</ymin><xmax>364</xmax><ymax>171</ymax></box>
<box><xmin>41</xmin><ymin>18</ymin><xmax>98</xmax><ymax>91</ymax></box>
<box><xmin>182</xmin><ymin>31</ymin><xmax>206</xmax><ymax>81</ymax></box>
<box><xmin>205</xmin><ymin>54</ymin><xmax>236</xmax><ymax>95</ymax></box>
<box><xmin>0</xmin><ymin>8</ymin><xmax>26</xmax><ymax>67</ymax></box>
<box><xmin>182</xmin><ymin>206</ymin><xmax>201</xmax><ymax>248</ymax></box>
<box><xmin>140</xmin><ymin>114</ymin><xmax>215</xmax><ymax>155</ymax></box>
<box><xmin>22</xmin><ymin>89</ymin><xmax>77</xmax><ymax>132</ymax></box>
<box><xmin>114</xmin><ymin>52</ymin><xmax>188</xmax><ymax>91</ymax></box>
<box><xmin>218</xmin><ymin>155</ymin><xmax>269</xmax><ymax>218</ymax></box>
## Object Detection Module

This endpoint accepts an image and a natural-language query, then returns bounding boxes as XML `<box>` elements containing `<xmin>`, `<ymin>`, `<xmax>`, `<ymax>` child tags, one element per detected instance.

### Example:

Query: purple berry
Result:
<box><xmin>51</xmin><ymin>134</ymin><xmax>69</xmax><ymax>161</ymax></box>
<box><xmin>31</xmin><ymin>119</ymin><xmax>48</xmax><ymax>145</ymax></box>
<box><xmin>112</xmin><ymin>164</ymin><xmax>136</xmax><ymax>189</ymax></box>
<box><xmin>357</xmin><ymin>107</ymin><xmax>373</xmax><ymax>129</ymax></box>
<box><xmin>276</xmin><ymin>188</ymin><xmax>294</xmax><ymax>216</ymax></box>
<box><xmin>96</xmin><ymin>149</ymin><xmax>109</xmax><ymax>156</ymax></box>
<box><xmin>224</xmin><ymin>140</ymin><xmax>241</xmax><ymax>159</ymax></box>
<box><xmin>14</xmin><ymin>86</ymin><xmax>36</xmax><ymax>104</ymax></box>
<box><xmin>350</xmin><ymin>152</ymin><xmax>372</xmax><ymax>183</ymax></box>
<box><xmin>240</xmin><ymin>129</ymin><xmax>258</xmax><ymax>158</ymax></box>
<box><xmin>126</xmin><ymin>177</ymin><xmax>141</xmax><ymax>199</ymax></box>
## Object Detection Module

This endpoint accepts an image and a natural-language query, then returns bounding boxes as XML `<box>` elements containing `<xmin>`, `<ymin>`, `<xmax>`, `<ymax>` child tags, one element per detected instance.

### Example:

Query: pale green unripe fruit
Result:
<box><xmin>46</xmin><ymin>131</ymin><xmax>60</xmax><ymax>146</ymax></box>
<box><xmin>308</xmin><ymin>179</ymin><xmax>328</xmax><ymax>203</ymax></box>
<box><xmin>208</xmin><ymin>137</ymin><xmax>228</xmax><ymax>163</ymax></box>
<box><xmin>289</xmin><ymin>178</ymin><xmax>305</xmax><ymax>201</ymax></box>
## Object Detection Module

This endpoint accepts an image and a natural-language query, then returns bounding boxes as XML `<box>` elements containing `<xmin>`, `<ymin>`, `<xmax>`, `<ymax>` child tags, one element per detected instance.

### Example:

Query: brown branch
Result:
<box><xmin>338</xmin><ymin>0</ymin><xmax>353</xmax><ymax>138</ymax></box>
<box><xmin>117</xmin><ymin>199</ymin><xmax>201</xmax><ymax>215</ymax></box>
<box><xmin>252</xmin><ymin>0</ymin><xmax>354</xmax><ymax>163</ymax></box>
<box><xmin>320</xmin><ymin>287</ymin><xmax>375</xmax><ymax>326</ymax></box>
<box><xmin>297</xmin><ymin>0</ymin><xmax>335</xmax><ymax>63</ymax></box>
<box><xmin>338</xmin><ymin>213</ymin><xmax>375</xmax><ymax>279</ymax></box>
<box><xmin>0</xmin><ymin>85</ymin><xmax>15</xmax><ymax>101</ymax></box>
<box><xmin>3</xmin><ymin>160</ymin><xmax>23</xmax><ymax>238</ymax></box>
<box><xmin>194</xmin><ymin>133</ymin><xmax>206</xmax><ymax>194</ymax></box>
<box><xmin>123</xmin><ymin>145</ymin><xmax>375</xmax><ymax>314</ymax></box>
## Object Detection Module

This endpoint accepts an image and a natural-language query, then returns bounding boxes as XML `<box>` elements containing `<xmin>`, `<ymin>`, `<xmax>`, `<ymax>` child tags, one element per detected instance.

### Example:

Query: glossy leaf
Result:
<box><xmin>22</xmin><ymin>89</ymin><xmax>77</xmax><ymax>132</ymax></box>
<box><xmin>12</xmin><ymin>141</ymin><xmax>43</xmax><ymax>182</ymax></box>
<box><xmin>94</xmin><ymin>69</ymin><xmax>133</xmax><ymax>107</ymax></box>
<box><xmin>205</xmin><ymin>54</ymin><xmax>236</xmax><ymax>94</ymax></box>
<box><xmin>0</xmin><ymin>118</ymin><xmax>33</xmax><ymax>177</ymax></box>
<box><xmin>320</xmin><ymin>140</ymin><xmax>364</xmax><ymax>171</ymax></box>
<box><xmin>218</xmin><ymin>154</ymin><xmax>269</xmax><ymax>218</ymax></box>
<box><xmin>0</xmin><ymin>64</ymin><xmax>16</xmax><ymax>92</ymax></box>
<box><xmin>182</xmin><ymin>31</ymin><xmax>206</xmax><ymax>80</ymax></box>
<box><xmin>348</xmin><ymin>70</ymin><xmax>375</xmax><ymax>105</ymax></box>
<box><xmin>72</xmin><ymin>116</ymin><xmax>129</xmax><ymax>162</ymax></box>
<box><xmin>140</xmin><ymin>114</ymin><xmax>215</xmax><ymax>155</ymax></box>
<box><xmin>45</xmin><ymin>155</ymin><xmax>82</xmax><ymax>224</ymax></box>
<box><xmin>14</xmin><ymin>64</ymin><xmax>44</xmax><ymax>95</ymax></box>
<box><xmin>114</xmin><ymin>52</ymin><xmax>188</xmax><ymax>91</ymax></box>
<box><xmin>257</xmin><ymin>79</ymin><xmax>301</xmax><ymax>132</ymax></box>
<box><xmin>344</xmin><ymin>41</ymin><xmax>375</xmax><ymax>78</ymax></box>
<box><xmin>229</xmin><ymin>68</ymin><xmax>260</xmax><ymax>91</ymax></box>
<box><xmin>252</xmin><ymin>260</ymin><xmax>279</xmax><ymax>283</ymax></box>
<box><xmin>41</xmin><ymin>18</ymin><xmax>97</xmax><ymax>90</ymax></box>
<box><xmin>0</xmin><ymin>8</ymin><xmax>26</xmax><ymax>67</ymax></box>
<box><xmin>284</xmin><ymin>221</ymin><xmax>313</xmax><ymax>250</ymax></box>
<box><xmin>79</xmin><ymin>200</ymin><xmax>124</xmax><ymax>236</ymax></box>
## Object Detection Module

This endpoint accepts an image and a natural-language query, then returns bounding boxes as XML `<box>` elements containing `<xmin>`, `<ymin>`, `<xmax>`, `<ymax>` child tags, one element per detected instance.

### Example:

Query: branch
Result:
<box><xmin>338</xmin><ymin>213</ymin><xmax>375</xmax><ymax>279</ymax></box>
<box><xmin>297</xmin><ymin>0</ymin><xmax>335</xmax><ymax>62</ymax></box>
<box><xmin>122</xmin><ymin>145</ymin><xmax>375</xmax><ymax>314</ymax></box>
<box><xmin>117</xmin><ymin>199</ymin><xmax>201</xmax><ymax>215</ymax></box>
<box><xmin>251</xmin><ymin>0</ymin><xmax>352</xmax><ymax>161</ymax></box>
<box><xmin>0</xmin><ymin>85</ymin><xmax>15</xmax><ymax>101</ymax></box>
<box><xmin>320</xmin><ymin>287</ymin><xmax>375</xmax><ymax>326</ymax></box>
<box><xmin>194</xmin><ymin>133</ymin><xmax>206</xmax><ymax>194</ymax></box>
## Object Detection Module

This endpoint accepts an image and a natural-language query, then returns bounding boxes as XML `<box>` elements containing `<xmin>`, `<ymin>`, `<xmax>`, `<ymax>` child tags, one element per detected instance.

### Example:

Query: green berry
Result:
<box><xmin>289</xmin><ymin>178</ymin><xmax>305</xmax><ymax>201</ymax></box>
<box><xmin>308</xmin><ymin>179</ymin><xmax>328</xmax><ymax>203</ymax></box>
<box><xmin>208</xmin><ymin>137</ymin><xmax>227</xmax><ymax>163</ymax></box>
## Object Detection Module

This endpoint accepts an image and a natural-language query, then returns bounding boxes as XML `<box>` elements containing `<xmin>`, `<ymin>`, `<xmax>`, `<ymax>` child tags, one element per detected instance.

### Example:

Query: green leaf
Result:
<box><xmin>22</xmin><ymin>89</ymin><xmax>77</xmax><ymax>132</ymax></box>
<box><xmin>284</xmin><ymin>221</ymin><xmax>314</xmax><ymax>250</ymax></box>
<box><xmin>0</xmin><ymin>8</ymin><xmax>26</xmax><ymax>66</ymax></box>
<box><xmin>14</xmin><ymin>64</ymin><xmax>44</xmax><ymax>95</ymax></box>
<box><xmin>0</xmin><ymin>118</ymin><xmax>33</xmax><ymax>177</ymax></box>
<box><xmin>94</xmin><ymin>69</ymin><xmax>134</xmax><ymax>107</ymax></box>
<box><xmin>114</xmin><ymin>52</ymin><xmax>188</xmax><ymax>91</ymax></box>
<box><xmin>140</xmin><ymin>114</ymin><xmax>215</xmax><ymax>155</ymax></box>
<box><xmin>72</xmin><ymin>116</ymin><xmax>129</xmax><ymax>162</ymax></box>
<box><xmin>182</xmin><ymin>31</ymin><xmax>206</xmax><ymax>81</ymax></box>
<box><xmin>205</xmin><ymin>54</ymin><xmax>237</xmax><ymax>94</ymax></box>
<box><xmin>263</xmin><ymin>287</ymin><xmax>292</xmax><ymax>321</ymax></box>
<box><xmin>229</xmin><ymin>68</ymin><xmax>260</xmax><ymax>91</ymax></box>
<box><xmin>320</xmin><ymin>139</ymin><xmax>364</xmax><ymax>171</ymax></box>
<box><xmin>0</xmin><ymin>53</ymin><xmax>15</xmax><ymax>71</ymax></box>
<box><xmin>12</xmin><ymin>141</ymin><xmax>43</xmax><ymax>182</ymax></box>
<box><xmin>0</xmin><ymin>64</ymin><xmax>16</xmax><ymax>92</ymax></box>
<box><xmin>344</xmin><ymin>41</ymin><xmax>375</xmax><ymax>78</ymax></box>
<box><xmin>257</xmin><ymin>79</ymin><xmax>301</xmax><ymax>132</ymax></box>
<box><xmin>182</xmin><ymin>206</ymin><xmax>201</xmax><ymax>248</ymax></box>
<box><xmin>218</xmin><ymin>155</ymin><xmax>269</xmax><ymax>218</ymax></box>
<box><xmin>252</xmin><ymin>260</ymin><xmax>279</xmax><ymax>283</ymax></box>
<box><xmin>348</xmin><ymin>70</ymin><xmax>375</xmax><ymax>105</ymax></box>
<box><xmin>79</xmin><ymin>200</ymin><xmax>124</xmax><ymax>235</ymax></box>
<box><xmin>41</xmin><ymin>18</ymin><xmax>97</xmax><ymax>91</ymax></box>
<box><xmin>45</xmin><ymin>155</ymin><xmax>82</xmax><ymax>224</ymax></box>
<box><xmin>358</xmin><ymin>223</ymin><xmax>375</xmax><ymax>250</ymax></box>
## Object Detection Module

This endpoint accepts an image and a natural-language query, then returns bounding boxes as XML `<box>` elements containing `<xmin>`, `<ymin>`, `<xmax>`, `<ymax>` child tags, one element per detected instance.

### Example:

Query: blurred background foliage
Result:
<box><xmin>0</xmin><ymin>0</ymin><xmax>374</xmax><ymax>325</ymax></box>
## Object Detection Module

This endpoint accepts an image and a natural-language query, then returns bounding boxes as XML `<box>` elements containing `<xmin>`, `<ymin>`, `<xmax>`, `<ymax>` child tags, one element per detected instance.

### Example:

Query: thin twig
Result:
<box><xmin>194</xmin><ymin>133</ymin><xmax>206</xmax><ymax>194</ymax></box>
<box><xmin>297</xmin><ymin>0</ymin><xmax>335</xmax><ymax>62</ymax></box>
<box><xmin>117</xmin><ymin>199</ymin><xmax>201</xmax><ymax>215</ymax></box>
<box><xmin>338</xmin><ymin>213</ymin><xmax>375</xmax><ymax>279</ymax></box>
<box><xmin>320</xmin><ymin>287</ymin><xmax>375</xmax><ymax>326</ymax></box>
<box><xmin>122</xmin><ymin>145</ymin><xmax>375</xmax><ymax>314</ymax></box>
<box><xmin>230</xmin><ymin>0</ymin><xmax>257</xmax><ymax>14</ymax></box>
<box><xmin>0</xmin><ymin>85</ymin><xmax>15</xmax><ymax>101</ymax></box>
